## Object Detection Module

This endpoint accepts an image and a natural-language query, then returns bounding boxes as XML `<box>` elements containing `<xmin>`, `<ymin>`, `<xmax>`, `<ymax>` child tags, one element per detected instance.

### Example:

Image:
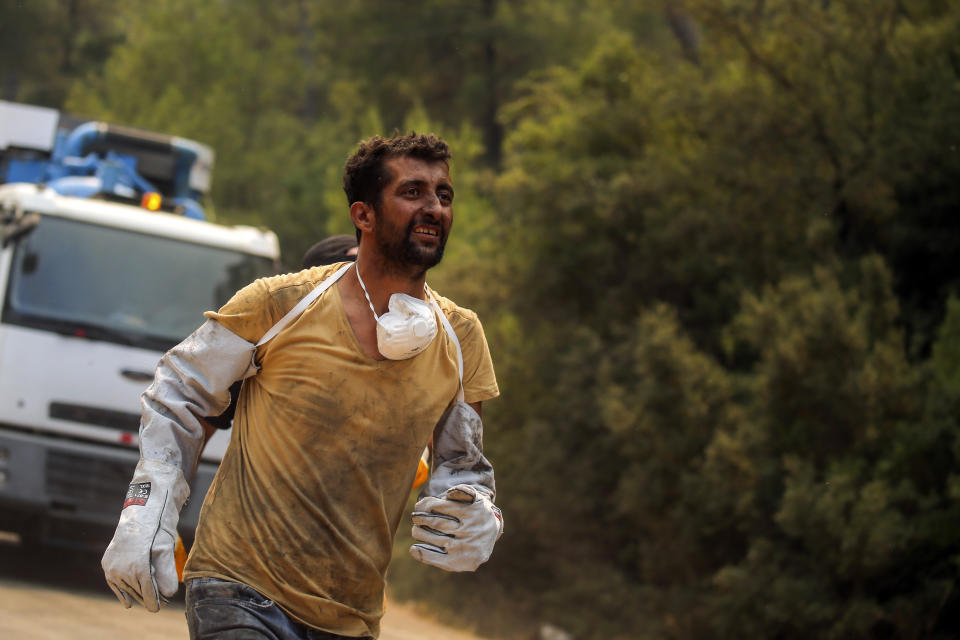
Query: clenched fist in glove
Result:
<box><xmin>410</xmin><ymin>484</ymin><xmax>503</xmax><ymax>572</ymax></box>
<box><xmin>101</xmin><ymin>459</ymin><xmax>189</xmax><ymax>611</ymax></box>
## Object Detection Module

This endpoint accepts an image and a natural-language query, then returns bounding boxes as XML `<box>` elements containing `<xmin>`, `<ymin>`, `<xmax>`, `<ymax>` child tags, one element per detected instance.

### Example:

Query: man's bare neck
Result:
<box><xmin>351</xmin><ymin>256</ymin><xmax>427</xmax><ymax>315</ymax></box>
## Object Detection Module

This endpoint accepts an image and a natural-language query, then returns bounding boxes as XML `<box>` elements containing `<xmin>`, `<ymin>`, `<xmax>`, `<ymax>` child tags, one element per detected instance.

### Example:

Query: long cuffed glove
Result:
<box><xmin>102</xmin><ymin>458</ymin><xmax>189</xmax><ymax>611</ymax></box>
<box><xmin>421</xmin><ymin>401</ymin><xmax>495</xmax><ymax>499</ymax></box>
<box><xmin>410</xmin><ymin>483</ymin><xmax>503</xmax><ymax>572</ymax></box>
<box><xmin>101</xmin><ymin>320</ymin><xmax>258</xmax><ymax>611</ymax></box>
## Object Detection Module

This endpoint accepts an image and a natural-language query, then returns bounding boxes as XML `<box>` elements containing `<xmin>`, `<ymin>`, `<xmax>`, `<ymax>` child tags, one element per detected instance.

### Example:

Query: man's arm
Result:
<box><xmin>102</xmin><ymin>320</ymin><xmax>258</xmax><ymax>611</ymax></box>
<box><xmin>421</xmin><ymin>399</ymin><xmax>495</xmax><ymax>500</ymax></box>
<box><xmin>137</xmin><ymin>321</ymin><xmax>257</xmax><ymax>473</ymax></box>
<box><xmin>410</xmin><ymin>398</ymin><xmax>502</xmax><ymax>572</ymax></box>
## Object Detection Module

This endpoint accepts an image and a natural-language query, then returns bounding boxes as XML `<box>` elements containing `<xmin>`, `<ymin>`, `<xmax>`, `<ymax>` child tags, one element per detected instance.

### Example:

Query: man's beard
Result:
<box><xmin>374</xmin><ymin>211</ymin><xmax>448</xmax><ymax>272</ymax></box>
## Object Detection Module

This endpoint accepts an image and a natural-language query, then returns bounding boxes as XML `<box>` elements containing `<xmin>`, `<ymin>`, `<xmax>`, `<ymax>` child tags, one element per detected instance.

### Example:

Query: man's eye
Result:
<box><xmin>405</xmin><ymin>188</ymin><xmax>419</xmax><ymax>196</ymax></box>
<box><xmin>439</xmin><ymin>192</ymin><xmax>452</xmax><ymax>203</ymax></box>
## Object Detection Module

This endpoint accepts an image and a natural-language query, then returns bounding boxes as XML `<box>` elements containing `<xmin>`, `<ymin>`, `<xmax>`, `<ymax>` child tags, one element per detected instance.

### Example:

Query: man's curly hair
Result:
<box><xmin>342</xmin><ymin>132</ymin><xmax>451</xmax><ymax>208</ymax></box>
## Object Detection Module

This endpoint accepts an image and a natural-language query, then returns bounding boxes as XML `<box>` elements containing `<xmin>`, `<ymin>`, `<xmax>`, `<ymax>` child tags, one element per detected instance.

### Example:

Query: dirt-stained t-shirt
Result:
<box><xmin>183</xmin><ymin>263</ymin><xmax>499</xmax><ymax>638</ymax></box>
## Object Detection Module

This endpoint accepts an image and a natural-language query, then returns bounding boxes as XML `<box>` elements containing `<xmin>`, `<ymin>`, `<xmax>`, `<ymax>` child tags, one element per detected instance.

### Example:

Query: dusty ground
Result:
<box><xmin>0</xmin><ymin>536</ymin><xmax>488</xmax><ymax>640</ymax></box>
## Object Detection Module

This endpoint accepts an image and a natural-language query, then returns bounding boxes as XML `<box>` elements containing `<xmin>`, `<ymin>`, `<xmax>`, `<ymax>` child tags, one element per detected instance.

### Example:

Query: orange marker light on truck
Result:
<box><xmin>141</xmin><ymin>192</ymin><xmax>162</xmax><ymax>211</ymax></box>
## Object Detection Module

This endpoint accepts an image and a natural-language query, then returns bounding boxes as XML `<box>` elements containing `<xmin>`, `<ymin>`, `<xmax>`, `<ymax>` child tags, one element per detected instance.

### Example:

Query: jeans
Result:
<box><xmin>185</xmin><ymin>577</ymin><xmax>371</xmax><ymax>640</ymax></box>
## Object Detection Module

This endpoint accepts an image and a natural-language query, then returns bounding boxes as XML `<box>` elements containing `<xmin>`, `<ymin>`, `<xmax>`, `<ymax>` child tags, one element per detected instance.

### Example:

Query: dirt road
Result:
<box><xmin>0</xmin><ymin>539</ymin><xmax>488</xmax><ymax>640</ymax></box>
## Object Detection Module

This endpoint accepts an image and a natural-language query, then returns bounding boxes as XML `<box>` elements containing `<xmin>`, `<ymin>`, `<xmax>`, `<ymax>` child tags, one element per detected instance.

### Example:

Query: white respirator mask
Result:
<box><xmin>356</xmin><ymin>264</ymin><xmax>438</xmax><ymax>360</ymax></box>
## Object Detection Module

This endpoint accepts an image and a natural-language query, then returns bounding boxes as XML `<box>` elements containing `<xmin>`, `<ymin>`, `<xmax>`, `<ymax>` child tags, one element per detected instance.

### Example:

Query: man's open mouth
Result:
<box><xmin>413</xmin><ymin>225</ymin><xmax>439</xmax><ymax>237</ymax></box>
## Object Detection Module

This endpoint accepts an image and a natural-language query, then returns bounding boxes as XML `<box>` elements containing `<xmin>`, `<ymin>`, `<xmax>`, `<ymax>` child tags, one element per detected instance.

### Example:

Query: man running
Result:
<box><xmin>102</xmin><ymin>133</ymin><xmax>502</xmax><ymax>639</ymax></box>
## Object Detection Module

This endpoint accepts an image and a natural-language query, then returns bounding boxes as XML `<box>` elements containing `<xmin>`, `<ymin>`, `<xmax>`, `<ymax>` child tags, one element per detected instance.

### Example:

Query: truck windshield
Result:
<box><xmin>3</xmin><ymin>213</ymin><xmax>276</xmax><ymax>350</ymax></box>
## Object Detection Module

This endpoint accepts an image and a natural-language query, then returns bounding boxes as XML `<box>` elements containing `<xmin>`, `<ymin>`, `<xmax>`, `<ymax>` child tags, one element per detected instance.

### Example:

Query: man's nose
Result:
<box><xmin>422</xmin><ymin>193</ymin><xmax>442</xmax><ymax>216</ymax></box>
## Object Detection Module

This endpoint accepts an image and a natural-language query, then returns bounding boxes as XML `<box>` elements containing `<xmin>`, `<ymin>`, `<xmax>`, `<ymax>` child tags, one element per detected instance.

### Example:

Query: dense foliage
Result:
<box><xmin>3</xmin><ymin>1</ymin><xmax>959</xmax><ymax>638</ymax></box>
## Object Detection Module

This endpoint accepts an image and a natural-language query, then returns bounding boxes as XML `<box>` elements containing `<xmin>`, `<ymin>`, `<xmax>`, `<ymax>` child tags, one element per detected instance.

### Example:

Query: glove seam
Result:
<box><xmin>147</xmin><ymin>485</ymin><xmax>170</xmax><ymax>607</ymax></box>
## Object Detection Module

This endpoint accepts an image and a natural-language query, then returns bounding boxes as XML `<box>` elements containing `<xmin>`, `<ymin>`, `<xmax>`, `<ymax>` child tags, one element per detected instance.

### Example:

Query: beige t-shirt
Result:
<box><xmin>183</xmin><ymin>263</ymin><xmax>499</xmax><ymax>637</ymax></box>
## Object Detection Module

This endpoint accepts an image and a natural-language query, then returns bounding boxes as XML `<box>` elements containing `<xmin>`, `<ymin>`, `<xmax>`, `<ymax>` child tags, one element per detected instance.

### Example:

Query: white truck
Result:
<box><xmin>0</xmin><ymin>101</ymin><xmax>280</xmax><ymax>552</ymax></box>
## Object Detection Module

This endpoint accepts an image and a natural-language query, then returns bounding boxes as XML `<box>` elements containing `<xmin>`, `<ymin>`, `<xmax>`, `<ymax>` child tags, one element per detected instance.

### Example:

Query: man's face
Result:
<box><xmin>372</xmin><ymin>156</ymin><xmax>454</xmax><ymax>271</ymax></box>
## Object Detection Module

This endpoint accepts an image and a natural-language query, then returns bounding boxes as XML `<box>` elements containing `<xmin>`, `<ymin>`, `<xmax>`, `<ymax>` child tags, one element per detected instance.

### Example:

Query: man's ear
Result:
<box><xmin>349</xmin><ymin>201</ymin><xmax>375</xmax><ymax>238</ymax></box>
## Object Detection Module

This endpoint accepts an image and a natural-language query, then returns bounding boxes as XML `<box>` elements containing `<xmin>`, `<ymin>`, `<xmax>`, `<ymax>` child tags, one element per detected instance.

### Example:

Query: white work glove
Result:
<box><xmin>410</xmin><ymin>484</ymin><xmax>503</xmax><ymax>572</ymax></box>
<box><xmin>101</xmin><ymin>458</ymin><xmax>189</xmax><ymax>612</ymax></box>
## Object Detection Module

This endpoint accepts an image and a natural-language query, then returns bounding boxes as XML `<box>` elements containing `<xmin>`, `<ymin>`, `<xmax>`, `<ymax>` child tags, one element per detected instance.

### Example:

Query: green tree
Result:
<box><xmin>463</xmin><ymin>1</ymin><xmax>960</xmax><ymax>637</ymax></box>
<box><xmin>42</xmin><ymin>1</ymin><xmax>960</xmax><ymax>637</ymax></box>
<box><xmin>67</xmin><ymin>0</ymin><xmax>370</xmax><ymax>265</ymax></box>
<box><xmin>66</xmin><ymin>0</ymin><xmax>622</xmax><ymax>267</ymax></box>
<box><xmin>0</xmin><ymin>0</ymin><xmax>123</xmax><ymax>105</ymax></box>
<box><xmin>684</xmin><ymin>0</ymin><xmax>960</xmax><ymax>354</ymax></box>
<box><xmin>310</xmin><ymin>0</ymin><xmax>663</xmax><ymax>168</ymax></box>
<box><xmin>709</xmin><ymin>258</ymin><xmax>937</xmax><ymax>639</ymax></box>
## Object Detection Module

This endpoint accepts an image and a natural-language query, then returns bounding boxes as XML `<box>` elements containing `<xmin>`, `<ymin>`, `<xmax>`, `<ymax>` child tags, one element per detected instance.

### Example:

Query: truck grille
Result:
<box><xmin>45</xmin><ymin>451</ymin><xmax>135</xmax><ymax>514</ymax></box>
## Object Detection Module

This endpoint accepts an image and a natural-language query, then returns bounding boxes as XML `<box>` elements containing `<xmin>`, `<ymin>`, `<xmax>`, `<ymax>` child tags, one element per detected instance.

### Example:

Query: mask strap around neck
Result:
<box><xmin>427</xmin><ymin>292</ymin><xmax>465</xmax><ymax>403</ymax></box>
<box><xmin>256</xmin><ymin>263</ymin><xmax>352</xmax><ymax>347</ymax></box>
<box><xmin>355</xmin><ymin>263</ymin><xmax>428</xmax><ymax>324</ymax></box>
<box><xmin>354</xmin><ymin>263</ymin><xmax>381</xmax><ymax>321</ymax></box>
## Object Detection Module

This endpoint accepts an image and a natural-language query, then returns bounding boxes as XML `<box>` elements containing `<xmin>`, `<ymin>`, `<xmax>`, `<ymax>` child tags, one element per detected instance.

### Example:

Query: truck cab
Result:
<box><xmin>0</xmin><ymin>101</ymin><xmax>279</xmax><ymax>551</ymax></box>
